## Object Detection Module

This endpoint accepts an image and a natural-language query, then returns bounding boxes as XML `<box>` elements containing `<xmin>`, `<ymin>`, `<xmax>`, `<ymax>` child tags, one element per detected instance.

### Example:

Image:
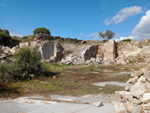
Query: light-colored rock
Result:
<box><xmin>135</xmin><ymin>69</ymin><xmax>144</xmax><ymax>77</ymax></box>
<box><xmin>115</xmin><ymin>91</ymin><xmax>133</xmax><ymax>102</ymax></box>
<box><xmin>93</xmin><ymin>101</ymin><xmax>103</xmax><ymax>107</ymax></box>
<box><xmin>138</xmin><ymin>76</ymin><xmax>146</xmax><ymax>83</ymax></box>
<box><xmin>103</xmin><ymin>40</ymin><xmax>117</xmax><ymax>63</ymax></box>
<box><xmin>130</xmin><ymin>82</ymin><xmax>146</xmax><ymax>98</ymax></box>
<box><xmin>19</xmin><ymin>42</ymin><xmax>29</xmax><ymax>48</ymax></box>
<box><xmin>114</xmin><ymin>103</ymin><xmax>127</xmax><ymax>113</ymax></box>
<box><xmin>143</xmin><ymin>93</ymin><xmax>150</xmax><ymax>103</ymax></box>
<box><xmin>132</xmin><ymin>105</ymin><xmax>142</xmax><ymax>113</ymax></box>
<box><xmin>125</xmin><ymin>85</ymin><xmax>131</xmax><ymax>91</ymax></box>
<box><xmin>125</xmin><ymin>102</ymin><xmax>134</xmax><ymax>113</ymax></box>
<box><xmin>132</xmin><ymin>99</ymin><xmax>143</xmax><ymax>105</ymax></box>
<box><xmin>143</xmin><ymin>71</ymin><xmax>150</xmax><ymax>81</ymax></box>
<box><xmin>141</xmin><ymin>103</ymin><xmax>150</xmax><ymax>110</ymax></box>
<box><xmin>127</xmin><ymin>76</ymin><xmax>138</xmax><ymax>84</ymax></box>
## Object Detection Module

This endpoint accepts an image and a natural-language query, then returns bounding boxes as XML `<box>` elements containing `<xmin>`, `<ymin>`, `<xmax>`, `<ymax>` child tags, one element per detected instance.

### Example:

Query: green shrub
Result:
<box><xmin>14</xmin><ymin>47</ymin><xmax>42</xmax><ymax>76</ymax></box>
<box><xmin>33</xmin><ymin>27</ymin><xmax>50</xmax><ymax>35</ymax></box>
<box><xmin>22</xmin><ymin>36</ymin><xmax>29</xmax><ymax>40</ymax></box>
<box><xmin>0</xmin><ymin>32</ymin><xmax>11</xmax><ymax>44</ymax></box>
<box><xmin>121</xmin><ymin>39</ymin><xmax>131</xmax><ymax>42</ymax></box>
<box><xmin>0</xmin><ymin>47</ymin><xmax>53</xmax><ymax>83</ymax></box>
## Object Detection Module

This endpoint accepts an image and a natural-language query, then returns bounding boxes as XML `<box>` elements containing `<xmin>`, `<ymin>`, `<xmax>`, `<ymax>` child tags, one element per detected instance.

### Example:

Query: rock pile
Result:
<box><xmin>114</xmin><ymin>65</ymin><xmax>150</xmax><ymax>113</ymax></box>
<box><xmin>0</xmin><ymin>46</ymin><xmax>18</xmax><ymax>60</ymax></box>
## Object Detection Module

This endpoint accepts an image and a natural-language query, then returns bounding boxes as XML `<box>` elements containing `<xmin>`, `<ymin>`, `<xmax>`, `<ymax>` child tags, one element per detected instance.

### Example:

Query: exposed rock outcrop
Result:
<box><xmin>114</xmin><ymin>65</ymin><xmax>150</xmax><ymax>113</ymax></box>
<box><xmin>103</xmin><ymin>40</ymin><xmax>117</xmax><ymax>63</ymax></box>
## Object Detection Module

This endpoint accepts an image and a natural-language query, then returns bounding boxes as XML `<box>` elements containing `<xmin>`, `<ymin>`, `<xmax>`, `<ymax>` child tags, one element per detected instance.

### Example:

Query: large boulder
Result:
<box><xmin>103</xmin><ymin>40</ymin><xmax>117</xmax><ymax>63</ymax></box>
<box><xmin>130</xmin><ymin>82</ymin><xmax>146</xmax><ymax>98</ymax></box>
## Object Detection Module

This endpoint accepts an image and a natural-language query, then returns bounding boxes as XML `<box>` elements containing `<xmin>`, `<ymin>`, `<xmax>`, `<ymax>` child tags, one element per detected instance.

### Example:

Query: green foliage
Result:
<box><xmin>121</xmin><ymin>39</ymin><xmax>131</xmax><ymax>42</ymax></box>
<box><xmin>14</xmin><ymin>47</ymin><xmax>42</xmax><ymax>76</ymax></box>
<box><xmin>0</xmin><ymin>47</ymin><xmax>52</xmax><ymax>83</ymax></box>
<box><xmin>2</xmin><ymin>29</ymin><xmax>9</xmax><ymax>35</ymax></box>
<box><xmin>33</xmin><ymin>27</ymin><xmax>50</xmax><ymax>35</ymax></box>
<box><xmin>0</xmin><ymin>29</ymin><xmax>11</xmax><ymax>44</ymax></box>
<box><xmin>22</xmin><ymin>36</ymin><xmax>29</xmax><ymax>40</ymax></box>
<box><xmin>99</xmin><ymin>30</ymin><xmax>115</xmax><ymax>40</ymax></box>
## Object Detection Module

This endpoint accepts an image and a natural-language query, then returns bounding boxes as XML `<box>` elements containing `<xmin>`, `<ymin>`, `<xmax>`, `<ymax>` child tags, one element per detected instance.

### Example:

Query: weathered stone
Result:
<box><xmin>135</xmin><ymin>69</ymin><xmax>144</xmax><ymax>77</ymax></box>
<box><xmin>103</xmin><ymin>40</ymin><xmax>117</xmax><ymax>63</ymax></box>
<box><xmin>114</xmin><ymin>103</ymin><xmax>127</xmax><ymax>113</ymax></box>
<box><xmin>132</xmin><ymin>99</ymin><xmax>143</xmax><ymax>105</ymax></box>
<box><xmin>142</xmin><ymin>103</ymin><xmax>150</xmax><ymax>110</ymax></box>
<box><xmin>138</xmin><ymin>76</ymin><xmax>147</xmax><ymax>83</ymax></box>
<box><xmin>143</xmin><ymin>93</ymin><xmax>150</xmax><ymax>103</ymax></box>
<box><xmin>132</xmin><ymin>105</ymin><xmax>143</xmax><ymax>113</ymax></box>
<box><xmin>125</xmin><ymin>85</ymin><xmax>132</xmax><ymax>91</ymax></box>
<box><xmin>19</xmin><ymin>42</ymin><xmax>29</xmax><ymax>48</ymax></box>
<box><xmin>115</xmin><ymin>91</ymin><xmax>133</xmax><ymax>102</ymax></box>
<box><xmin>55</xmin><ymin>43</ymin><xmax>64</xmax><ymax>62</ymax></box>
<box><xmin>130</xmin><ymin>82</ymin><xmax>146</xmax><ymax>98</ymax></box>
<box><xmin>40</xmin><ymin>42</ymin><xmax>54</xmax><ymax>60</ymax></box>
<box><xmin>93</xmin><ymin>101</ymin><xmax>103</xmax><ymax>107</ymax></box>
<box><xmin>125</xmin><ymin>102</ymin><xmax>134</xmax><ymax>113</ymax></box>
<box><xmin>143</xmin><ymin>72</ymin><xmax>150</xmax><ymax>81</ymax></box>
<box><xmin>81</xmin><ymin>45</ymin><xmax>99</xmax><ymax>61</ymax></box>
<box><xmin>127</xmin><ymin>76</ymin><xmax>138</xmax><ymax>84</ymax></box>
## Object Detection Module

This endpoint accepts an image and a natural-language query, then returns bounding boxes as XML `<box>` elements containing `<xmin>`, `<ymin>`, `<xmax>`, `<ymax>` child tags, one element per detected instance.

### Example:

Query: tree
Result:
<box><xmin>33</xmin><ymin>27</ymin><xmax>50</xmax><ymax>35</ymax></box>
<box><xmin>0</xmin><ymin>29</ymin><xmax>11</xmax><ymax>44</ymax></box>
<box><xmin>3</xmin><ymin>29</ymin><xmax>9</xmax><ymax>35</ymax></box>
<box><xmin>99</xmin><ymin>30</ymin><xmax>115</xmax><ymax>41</ymax></box>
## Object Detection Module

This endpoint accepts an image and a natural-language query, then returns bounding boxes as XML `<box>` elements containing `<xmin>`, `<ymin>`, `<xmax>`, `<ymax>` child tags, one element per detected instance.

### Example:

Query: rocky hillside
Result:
<box><xmin>1</xmin><ymin>39</ymin><xmax>150</xmax><ymax>65</ymax></box>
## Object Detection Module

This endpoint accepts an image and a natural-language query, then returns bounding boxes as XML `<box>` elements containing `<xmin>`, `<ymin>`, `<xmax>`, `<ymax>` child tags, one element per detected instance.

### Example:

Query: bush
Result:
<box><xmin>122</xmin><ymin>39</ymin><xmax>131</xmax><ymax>42</ymax></box>
<box><xmin>22</xmin><ymin>36</ymin><xmax>29</xmax><ymax>40</ymax></box>
<box><xmin>0</xmin><ymin>32</ymin><xmax>11</xmax><ymax>44</ymax></box>
<box><xmin>0</xmin><ymin>47</ymin><xmax>51</xmax><ymax>83</ymax></box>
<box><xmin>33</xmin><ymin>27</ymin><xmax>50</xmax><ymax>35</ymax></box>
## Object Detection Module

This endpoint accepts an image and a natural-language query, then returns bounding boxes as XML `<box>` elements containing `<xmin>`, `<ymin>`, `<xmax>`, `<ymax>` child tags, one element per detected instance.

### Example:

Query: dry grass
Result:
<box><xmin>0</xmin><ymin>63</ymin><xmax>143</xmax><ymax>99</ymax></box>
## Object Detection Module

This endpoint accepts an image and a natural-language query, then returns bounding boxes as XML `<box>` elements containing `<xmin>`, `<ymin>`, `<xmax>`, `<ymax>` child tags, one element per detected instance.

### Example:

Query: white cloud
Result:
<box><xmin>131</xmin><ymin>10</ymin><xmax>150</xmax><ymax>40</ymax></box>
<box><xmin>85</xmin><ymin>32</ymin><xmax>99</xmax><ymax>40</ymax></box>
<box><xmin>116</xmin><ymin>10</ymin><xmax>150</xmax><ymax>41</ymax></box>
<box><xmin>104</xmin><ymin>6</ymin><xmax>143</xmax><ymax>25</ymax></box>
<box><xmin>10</xmin><ymin>32</ymin><xmax>23</xmax><ymax>37</ymax></box>
<box><xmin>80</xmin><ymin>33</ymin><xmax>84</xmax><ymax>36</ymax></box>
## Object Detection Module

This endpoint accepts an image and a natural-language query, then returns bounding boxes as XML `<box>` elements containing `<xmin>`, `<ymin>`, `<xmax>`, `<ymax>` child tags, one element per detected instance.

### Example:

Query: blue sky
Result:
<box><xmin>1</xmin><ymin>0</ymin><xmax>150</xmax><ymax>41</ymax></box>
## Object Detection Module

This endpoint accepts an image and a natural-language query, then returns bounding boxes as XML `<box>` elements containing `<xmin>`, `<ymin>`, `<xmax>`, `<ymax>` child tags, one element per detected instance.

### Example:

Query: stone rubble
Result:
<box><xmin>1</xmin><ymin>39</ymin><xmax>150</xmax><ymax>65</ymax></box>
<box><xmin>114</xmin><ymin>65</ymin><xmax>150</xmax><ymax>113</ymax></box>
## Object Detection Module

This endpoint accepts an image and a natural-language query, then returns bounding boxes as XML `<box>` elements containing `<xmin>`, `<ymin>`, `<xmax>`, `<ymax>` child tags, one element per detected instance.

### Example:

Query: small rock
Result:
<box><xmin>141</xmin><ymin>103</ymin><xmax>150</xmax><ymax>110</ymax></box>
<box><xmin>143</xmin><ymin>93</ymin><xmax>150</xmax><ymax>103</ymax></box>
<box><xmin>125</xmin><ymin>102</ymin><xmax>134</xmax><ymax>113</ymax></box>
<box><xmin>93</xmin><ymin>101</ymin><xmax>103</xmax><ymax>107</ymax></box>
<box><xmin>125</xmin><ymin>85</ymin><xmax>131</xmax><ymax>91</ymax></box>
<box><xmin>132</xmin><ymin>105</ymin><xmax>142</xmax><ymax>113</ymax></box>
<box><xmin>127</xmin><ymin>76</ymin><xmax>138</xmax><ymax>84</ymax></box>
<box><xmin>114</xmin><ymin>103</ymin><xmax>127</xmax><ymax>113</ymax></box>
<box><xmin>138</xmin><ymin>76</ymin><xmax>146</xmax><ymax>83</ymax></box>
<box><xmin>130</xmin><ymin>82</ymin><xmax>146</xmax><ymax>98</ymax></box>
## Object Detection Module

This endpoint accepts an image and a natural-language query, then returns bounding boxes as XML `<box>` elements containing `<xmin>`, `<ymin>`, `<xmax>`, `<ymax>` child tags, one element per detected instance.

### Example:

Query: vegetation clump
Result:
<box><xmin>99</xmin><ymin>30</ymin><xmax>115</xmax><ymax>41</ymax></box>
<box><xmin>0</xmin><ymin>47</ymin><xmax>51</xmax><ymax>83</ymax></box>
<box><xmin>0</xmin><ymin>29</ymin><xmax>11</xmax><ymax>45</ymax></box>
<box><xmin>121</xmin><ymin>39</ymin><xmax>131</xmax><ymax>42</ymax></box>
<box><xmin>33</xmin><ymin>27</ymin><xmax>51</xmax><ymax>35</ymax></box>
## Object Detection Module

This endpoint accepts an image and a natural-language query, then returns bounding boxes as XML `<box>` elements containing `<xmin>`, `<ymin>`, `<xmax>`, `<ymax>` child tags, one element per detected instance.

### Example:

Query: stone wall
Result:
<box><xmin>40</xmin><ymin>42</ymin><xmax>54</xmax><ymax>60</ymax></box>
